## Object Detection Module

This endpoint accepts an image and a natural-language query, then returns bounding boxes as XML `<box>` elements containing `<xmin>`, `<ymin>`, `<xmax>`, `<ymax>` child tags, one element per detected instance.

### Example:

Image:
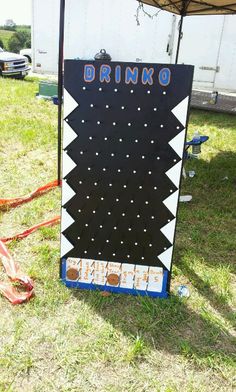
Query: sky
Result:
<box><xmin>0</xmin><ymin>0</ymin><xmax>31</xmax><ymax>25</ymax></box>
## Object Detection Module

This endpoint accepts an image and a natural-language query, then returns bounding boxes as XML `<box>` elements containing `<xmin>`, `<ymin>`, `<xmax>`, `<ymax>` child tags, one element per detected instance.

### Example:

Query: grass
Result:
<box><xmin>0</xmin><ymin>76</ymin><xmax>235</xmax><ymax>392</ymax></box>
<box><xmin>0</xmin><ymin>26</ymin><xmax>31</xmax><ymax>51</ymax></box>
<box><xmin>0</xmin><ymin>29</ymin><xmax>14</xmax><ymax>49</ymax></box>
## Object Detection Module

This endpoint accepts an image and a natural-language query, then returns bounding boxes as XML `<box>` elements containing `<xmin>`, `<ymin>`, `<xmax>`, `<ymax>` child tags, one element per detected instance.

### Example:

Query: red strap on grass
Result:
<box><xmin>0</xmin><ymin>216</ymin><xmax>61</xmax><ymax>243</ymax></box>
<box><xmin>0</xmin><ymin>240</ymin><xmax>34</xmax><ymax>305</ymax></box>
<box><xmin>0</xmin><ymin>179</ymin><xmax>61</xmax><ymax>304</ymax></box>
<box><xmin>0</xmin><ymin>216</ymin><xmax>61</xmax><ymax>305</ymax></box>
<box><xmin>0</xmin><ymin>179</ymin><xmax>61</xmax><ymax>210</ymax></box>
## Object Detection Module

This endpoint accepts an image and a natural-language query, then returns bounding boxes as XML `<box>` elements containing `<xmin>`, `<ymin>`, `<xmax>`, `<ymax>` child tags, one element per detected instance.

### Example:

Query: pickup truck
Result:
<box><xmin>0</xmin><ymin>47</ymin><xmax>30</xmax><ymax>79</ymax></box>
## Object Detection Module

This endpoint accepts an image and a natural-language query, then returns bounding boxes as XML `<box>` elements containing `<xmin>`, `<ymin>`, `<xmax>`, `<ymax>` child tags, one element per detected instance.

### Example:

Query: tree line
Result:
<box><xmin>0</xmin><ymin>26</ymin><xmax>31</xmax><ymax>53</ymax></box>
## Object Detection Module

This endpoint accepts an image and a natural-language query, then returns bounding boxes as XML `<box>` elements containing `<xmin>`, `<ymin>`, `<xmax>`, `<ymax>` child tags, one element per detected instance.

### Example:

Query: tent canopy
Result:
<box><xmin>139</xmin><ymin>0</ymin><xmax>236</xmax><ymax>15</ymax></box>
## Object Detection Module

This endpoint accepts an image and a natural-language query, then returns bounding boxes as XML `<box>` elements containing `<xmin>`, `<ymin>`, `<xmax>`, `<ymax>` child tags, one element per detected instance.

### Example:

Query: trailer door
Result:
<box><xmin>33</xmin><ymin>0</ymin><xmax>60</xmax><ymax>74</ymax></box>
<box><xmin>214</xmin><ymin>16</ymin><xmax>236</xmax><ymax>92</ymax></box>
<box><xmin>177</xmin><ymin>15</ymin><xmax>225</xmax><ymax>90</ymax></box>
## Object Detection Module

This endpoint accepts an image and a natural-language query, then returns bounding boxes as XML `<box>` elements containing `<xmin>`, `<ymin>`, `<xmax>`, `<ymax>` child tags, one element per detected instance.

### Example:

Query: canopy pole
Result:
<box><xmin>57</xmin><ymin>0</ymin><xmax>65</xmax><ymax>185</ymax></box>
<box><xmin>175</xmin><ymin>14</ymin><xmax>184</xmax><ymax>64</ymax></box>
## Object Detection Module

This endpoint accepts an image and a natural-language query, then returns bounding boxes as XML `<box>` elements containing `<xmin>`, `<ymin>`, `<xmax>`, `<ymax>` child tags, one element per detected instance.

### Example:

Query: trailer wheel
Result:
<box><xmin>24</xmin><ymin>55</ymin><xmax>32</xmax><ymax>63</ymax></box>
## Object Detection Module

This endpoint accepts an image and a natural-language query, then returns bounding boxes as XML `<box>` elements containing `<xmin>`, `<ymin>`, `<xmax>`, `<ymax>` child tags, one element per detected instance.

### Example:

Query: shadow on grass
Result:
<box><xmin>72</xmin><ymin>289</ymin><xmax>235</xmax><ymax>369</ymax></box>
<box><xmin>173</xmin><ymin>150</ymin><xmax>236</xmax><ymax>326</ymax></box>
<box><xmin>176</xmin><ymin>243</ymin><xmax>235</xmax><ymax>314</ymax></box>
<box><xmin>179</xmin><ymin>150</ymin><xmax>235</xmax><ymax>266</ymax></box>
<box><xmin>69</xmin><ymin>149</ymin><xmax>235</xmax><ymax>367</ymax></box>
<box><xmin>189</xmin><ymin>108</ymin><xmax>236</xmax><ymax>129</ymax></box>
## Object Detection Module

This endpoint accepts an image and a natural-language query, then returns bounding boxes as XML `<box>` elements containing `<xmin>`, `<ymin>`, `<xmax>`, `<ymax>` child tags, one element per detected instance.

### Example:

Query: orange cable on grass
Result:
<box><xmin>0</xmin><ymin>215</ymin><xmax>61</xmax><ymax>243</ymax></box>
<box><xmin>0</xmin><ymin>180</ymin><xmax>61</xmax><ymax>304</ymax></box>
<box><xmin>0</xmin><ymin>179</ymin><xmax>61</xmax><ymax>210</ymax></box>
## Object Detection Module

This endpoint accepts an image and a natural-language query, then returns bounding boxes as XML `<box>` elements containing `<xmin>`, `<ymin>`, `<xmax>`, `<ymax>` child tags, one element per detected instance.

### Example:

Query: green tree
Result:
<box><xmin>4</xmin><ymin>25</ymin><xmax>16</xmax><ymax>31</ymax></box>
<box><xmin>8</xmin><ymin>34</ymin><xmax>21</xmax><ymax>52</ymax></box>
<box><xmin>25</xmin><ymin>37</ymin><xmax>31</xmax><ymax>48</ymax></box>
<box><xmin>8</xmin><ymin>30</ymin><xmax>31</xmax><ymax>52</ymax></box>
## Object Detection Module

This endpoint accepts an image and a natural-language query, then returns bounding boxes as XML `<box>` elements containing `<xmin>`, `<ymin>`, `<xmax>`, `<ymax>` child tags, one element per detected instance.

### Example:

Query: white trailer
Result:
<box><xmin>32</xmin><ymin>0</ymin><xmax>236</xmax><ymax>92</ymax></box>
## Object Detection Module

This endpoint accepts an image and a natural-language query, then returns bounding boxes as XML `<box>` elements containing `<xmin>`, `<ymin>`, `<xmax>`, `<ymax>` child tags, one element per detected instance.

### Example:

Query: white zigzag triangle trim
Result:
<box><xmin>63</xmin><ymin>89</ymin><xmax>78</xmax><ymax>119</ymax></box>
<box><xmin>61</xmin><ymin>208</ymin><xmax>75</xmax><ymax>232</ymax></box>
<box><xmin>171</xmin><ymin>96</ymin><xmax>189</xmax><ymax>127</ymax></box>
<box><xmin>160</xmin><ymin>219</ymin><xmax>176</xmax><ymax>244</ymax></box>
<box><xmin>62</xmin><ymin>180</ymin><xmax>76</xmax><ymax>206</ymax></box>
<box><xmin>165</xmin><ymin>161</ymin><xmax>182</xmax><ymax>188</ymax></box>
<box><xmin>62</xmin><ymin>151</ymin><xmax>77</xmax><ymax>178</ymax></box>
<box><xmin>63</xmin><ymin>121</ymin><xmax>78</xmax><ymax>149</ymax></box>
<box><xmin>158</xmin><ymin>246</ymin><xmax>173</xmax><ymax>271</ymax></box>
<box><xmin>168</xmin><ymin>129</ymin><xmax>186</xmax><ymax>158</ymax></box>
<box><xmin>61</xmin><ymin>234</ymin><xmax>74</xmax><ymax>257</ymax></box>
<box><xmin>163</xmin><ymin>190</ymin><xmax>179</xmax><ymax>217</ymax></box>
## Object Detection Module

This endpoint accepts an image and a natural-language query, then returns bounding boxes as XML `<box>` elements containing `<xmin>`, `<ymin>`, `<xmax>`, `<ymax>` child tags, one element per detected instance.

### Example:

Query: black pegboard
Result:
<box><xmin>61</xmin><ymin>60</ymin><xmax>193</xmax><ymax>270</ymax></box>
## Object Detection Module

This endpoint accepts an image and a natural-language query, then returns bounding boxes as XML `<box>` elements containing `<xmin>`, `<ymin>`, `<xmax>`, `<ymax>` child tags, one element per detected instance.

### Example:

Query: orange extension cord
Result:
<box><xmin>0</xmin><ymin>180</ymin><xmax>61</xmax><ymax>305</ymax></box>
<box><xmin>0</xmin><ymin>180</ymin><xmax>60</xmax><ymax>210</ymax></box>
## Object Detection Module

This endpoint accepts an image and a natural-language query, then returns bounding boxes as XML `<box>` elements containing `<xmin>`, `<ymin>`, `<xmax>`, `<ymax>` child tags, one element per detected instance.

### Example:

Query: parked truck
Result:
<box><xmin>0</xmin><ymin>47</ymin><xmax>30</xmax><ymax>78</ymax></box>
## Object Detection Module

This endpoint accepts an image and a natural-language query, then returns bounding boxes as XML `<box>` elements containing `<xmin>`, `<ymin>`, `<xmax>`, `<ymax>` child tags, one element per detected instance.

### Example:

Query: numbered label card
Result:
<box><xmin>60</xmin><ymin>60</ymin><xmax>194</xmax><ymax>297</ymax></box>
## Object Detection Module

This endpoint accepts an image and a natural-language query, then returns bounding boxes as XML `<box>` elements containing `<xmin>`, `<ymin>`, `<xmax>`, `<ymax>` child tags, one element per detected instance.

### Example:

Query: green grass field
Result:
<box><xmin>0</xmin><ymin>29</ymin><xmax>14</xmax><ymax>49</ymax></box>
<box><xmin>0</xmin><ymin>26</ymin><xmax>31</xmax><ymax>50</ymax></box>
<box><xmin>0</xmin><ymin>77</ymin><xmax>235</xmax><ymax>392</ymax></box>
